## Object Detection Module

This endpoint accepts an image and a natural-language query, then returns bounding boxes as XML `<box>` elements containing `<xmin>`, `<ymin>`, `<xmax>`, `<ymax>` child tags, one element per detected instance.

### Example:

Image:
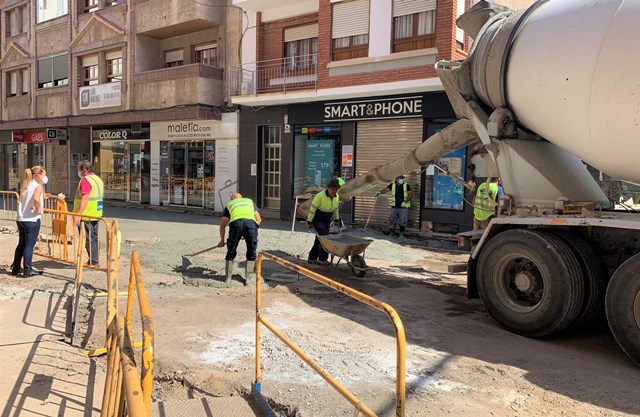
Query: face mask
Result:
<box><xmin>398</xmin><ymin>179</ymin><xmax>404</xmax><ymax>185</ymax></box>
<box><xmin>77</xmin><ymin>171</ymin><xmax>83</xmax><ymax>179</ymax></box>
<box><xmin>42</xmin><ymin>175</ymin><xmax>49</xmax><ymax>185</ymax></box>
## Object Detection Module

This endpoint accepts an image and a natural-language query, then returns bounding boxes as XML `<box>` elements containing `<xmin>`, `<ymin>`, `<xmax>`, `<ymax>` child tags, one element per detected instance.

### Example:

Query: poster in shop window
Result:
<box><xmin>305</xmin><ymin>140</ymin><xmax>334</xmax><ymax>188</ymax></box>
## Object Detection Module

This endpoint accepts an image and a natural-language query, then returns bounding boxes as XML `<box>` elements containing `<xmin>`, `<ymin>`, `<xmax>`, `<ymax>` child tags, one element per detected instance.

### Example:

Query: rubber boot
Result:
<box><xmin>224</xmin><ymin>260</ymin><xmax>234</xmax><ymax>283</ymax></box>
<box><xmin>245</xmin><ymin>260</ymin><xmax>256</xmax><ymax>286</ymax></box>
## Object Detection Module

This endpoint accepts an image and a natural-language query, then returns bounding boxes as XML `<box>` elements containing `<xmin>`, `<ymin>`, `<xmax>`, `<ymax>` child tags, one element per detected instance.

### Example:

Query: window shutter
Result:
<box><xmin>285</xmin><ymin>24</ymin><xmax>318</xmax><ymax>42</ymax></box>
<box><xmin>83</xmin><ymin>55</ymin><xmax>99</xmax><ymax>67</ymax></box>
<box><xmin>456</xmin><ymin>0</ymin><xmax>466</xmax><ymax>43</ymax></box>
<box><xmin>10</xmin><ymin>72</ymin><xmax>17</xmax><ymax>94</ymax></box>
<box><xmin>195</xmin><ymin>43</ymin><xmax>216</xmax><ymax>52</ymax></box>
<box><xmin>332</xmin><ymin>0</ymin><xmax>370</xmax><ymax>39</ymax></box>
<box><xmin>165</xmin><ymin>50</ymin><xmax>184</xmax><ymax>63</ymax></box>
<box><xmin>22</xmin><ymin>69</ymin><xmax>29</xmax><ymax>93</ymax></box>
<box><xmin>393</xmin><ymin>0</ymin><xmax>436</xmax><ymax>17</ymax></box>
<box><xmin>106</xmin><ymin>50</ymin><xmax>122</xmax><ymax>61</ymax></box>
<box><xmin>37</xmin><ymin>57</ymin><xmax>53</xmax><ymax>85</ymax></box>
<box><xmin>52</xmin><ymin>55</ymin><xmax>68</xmax><ymax>81</ymax></box>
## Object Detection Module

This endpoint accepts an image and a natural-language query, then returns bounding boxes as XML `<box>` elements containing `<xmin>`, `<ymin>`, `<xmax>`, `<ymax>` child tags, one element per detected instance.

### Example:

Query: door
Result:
<box><xmin>186</xmin><ymin>141</ymin><xmax>204</xmax><ymax>208</ymax></box>
<box><xmin>5</xmin><ymin>144</ymin><xmax>20</xmax><ymax>192</ymax></box>
<box><xmin>170</xmin><ymin>142</ymin><xmax>186</xmax><ymax>205</ymax></box>
<box><xmin>261</xmin><ymin>126</ymin><xmax>281</xmax><ymax>209</ymax></box>
<box><xmin>129</xmin><ymin>143</ymin><xmax>142</xmax><ymax>203</ymax></box>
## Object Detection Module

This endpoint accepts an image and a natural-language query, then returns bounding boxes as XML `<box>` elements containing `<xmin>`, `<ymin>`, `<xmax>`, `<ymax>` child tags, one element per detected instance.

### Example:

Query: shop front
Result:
<box><xmin>150</xmin><ymin>113</ymin><xmax>239</xmax><ymax>211</ymax></box>
<box><xmin>92</xmin><ymin>127</ymin><xmax>150</xmax><ymax>204</ymax></box>
<box><xmin>239</xmin><ymin>92</ymin><xmax>475</xmax><ymax>231</ymax></box>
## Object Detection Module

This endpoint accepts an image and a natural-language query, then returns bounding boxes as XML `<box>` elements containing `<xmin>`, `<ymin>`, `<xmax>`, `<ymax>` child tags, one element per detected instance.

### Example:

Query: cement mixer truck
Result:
<box><xmin>299</xmin><ymin>0</ymin><xmax>640</xmax><ymax>366</ymax></box>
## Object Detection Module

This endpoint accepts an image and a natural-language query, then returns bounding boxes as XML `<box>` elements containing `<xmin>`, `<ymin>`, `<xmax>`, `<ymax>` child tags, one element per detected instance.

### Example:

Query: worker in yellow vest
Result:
<box><xmin>307</xmin><ymin>179</ymin><xmax>341</xmax><ymax>265</ymax></box>
<box><xmin>73</xmin><ymin>160</ymin><xmax>104</xmax><ymax>266</ymax></box>
<box><xmin>473</xmin><ymin>177</ymin><xmax>500</xmax><ymax>230</ymax></box>
<box><xmin>217</xmin><ymin>193</ymin><xmax>262</xmax><ymax>285</ymax></box>
<box><xmin>377</xmin><ymin>175</ymin><xmax>413</xmax><ymax>238</ymax></box>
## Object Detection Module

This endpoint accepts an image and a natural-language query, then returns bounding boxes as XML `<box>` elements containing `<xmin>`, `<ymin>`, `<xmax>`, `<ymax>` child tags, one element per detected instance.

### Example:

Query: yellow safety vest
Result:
<box><xmin>73</xmin><ymin>174</ymin><xmax>104</xmax><ymax>220</ymax></box>
<box><xmin>473</xmin><ymin>182</ymin><xmax>498</xmax><ymax>221</ymax></box>
<box><xmin>391</xmin><ymin>182</ymin><xmax>411</xmax><ymax>208</ymax></box>
<box><xmin>227</xmin><ymin>198</ymin><xmax>256</xmax><ymax>223</ymax></box>
<box><xmin>307</xmin><ymin>191</ymin><xmax>340</xmax><ymax>222</ymax></box>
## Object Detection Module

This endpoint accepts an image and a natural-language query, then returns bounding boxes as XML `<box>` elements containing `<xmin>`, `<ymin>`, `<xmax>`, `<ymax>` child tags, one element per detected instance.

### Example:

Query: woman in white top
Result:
<box><xmin>11</xmin><ymin>165</ymin><xmax>48</xmax><ymax>277</ymax></box>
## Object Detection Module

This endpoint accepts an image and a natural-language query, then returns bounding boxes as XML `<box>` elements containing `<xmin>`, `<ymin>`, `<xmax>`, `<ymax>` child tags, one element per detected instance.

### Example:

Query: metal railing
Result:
<box><xmin>254</xmin><ymin>252</ymin><xmax>407</xmax><ymax>417</ymax></box>
<box><xmin>101</xmin><ymin>222</ymin><xmax>155</xmax><ymax>417</ymax></box>
<box><xmin>228</xmin><ymin>54</ymin><xmax>318</xmax><ymax>96</ymax></box>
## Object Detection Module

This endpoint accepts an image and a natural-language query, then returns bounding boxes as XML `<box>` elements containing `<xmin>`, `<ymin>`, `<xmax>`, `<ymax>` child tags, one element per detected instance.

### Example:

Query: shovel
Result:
<box><xmin>363</xmin><ymin>195</ymin><xmax>379</xmax><ymax>232</ymax></box>
<box><xmin>181</xmin><ymin>245</ymin><xmax>221</xmax><ymax>269</ymax></box>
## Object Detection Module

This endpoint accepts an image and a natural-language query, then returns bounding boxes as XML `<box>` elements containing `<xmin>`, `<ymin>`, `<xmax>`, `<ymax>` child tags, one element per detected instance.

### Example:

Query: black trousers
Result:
<box><xmin>308</xmin><ymin>220</ymin><xmax>331</xmax><ymax>261</ymax></box>
<box><xmin>225</xmin><ymin>219</ymin><xmax>258</xmax><ymax>261</ymax></box>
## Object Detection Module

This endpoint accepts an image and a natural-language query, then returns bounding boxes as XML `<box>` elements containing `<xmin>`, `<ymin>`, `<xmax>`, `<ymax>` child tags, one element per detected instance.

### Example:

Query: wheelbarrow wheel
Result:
<box><xmin>350</xmin><ymin>255</ymin><xmax>367</xmax><ymax>278</ymax></box>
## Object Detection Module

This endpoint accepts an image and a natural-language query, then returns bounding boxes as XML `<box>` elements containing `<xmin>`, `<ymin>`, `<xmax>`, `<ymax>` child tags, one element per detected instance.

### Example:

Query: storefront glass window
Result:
<box><xmin>99</xmin><ymin>142</ymin><xmax>128</xmax><ymax>201</ymax></box>
<box><xmin>293</xmin><ymin>124</ymin><xmax>342</xmax><ymax>196</ymax></box>
<box><xmin>424</xmin><ymin>147</ymin><xmax>467</xmax><ymax>210</ymax></box>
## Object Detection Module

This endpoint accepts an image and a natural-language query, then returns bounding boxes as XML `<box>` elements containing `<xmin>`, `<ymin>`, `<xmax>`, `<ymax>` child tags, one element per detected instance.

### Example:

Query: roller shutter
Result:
<box><xmin>354</xmin><ymin>118</ymin><xmax>423</xmax><ymax>228</ymax></box>
<box><xmin>332</xmin><ymin>0</ymin><xmax>370</xmax><ymax>39</ymax></box>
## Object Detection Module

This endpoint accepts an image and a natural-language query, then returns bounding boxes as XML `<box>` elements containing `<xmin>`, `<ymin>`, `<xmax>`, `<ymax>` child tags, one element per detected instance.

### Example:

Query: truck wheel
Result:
<box><xmin>477</xmin><ymin>229</ymin><xmax>584</xmax><ymax>337</ymax></box>
<box><xmin>605</xmin><ymin>254</ymin><xmax>640</xmax><ymax>366</ymax></box>
<box><xmin>546</xmin><ymin>229</ymin><xmax>606</xmax><ymax>327</ymax></box>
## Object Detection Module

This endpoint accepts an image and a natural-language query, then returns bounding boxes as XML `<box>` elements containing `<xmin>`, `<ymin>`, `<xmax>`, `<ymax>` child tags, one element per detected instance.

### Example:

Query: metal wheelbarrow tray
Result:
<box><xmin>317</xmin><ymin>233</ymin><xmax>373</xmax><ymax>277</ymax></box>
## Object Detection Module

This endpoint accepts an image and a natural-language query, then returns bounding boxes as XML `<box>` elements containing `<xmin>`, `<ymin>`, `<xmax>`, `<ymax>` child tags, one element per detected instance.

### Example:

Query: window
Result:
<box><xmin>332</xmin><ymin>0</ymin><xmax>370</xmax><ymax>61</ymax></box>
<box><xmin>83</xmin><ymin>55</ymin><xmax>99</xmax><ymax>86</ymax></box>
<box><xmin>194</xmin><ymin>44</ymin><xmax>217</xmax><ymax>66</ymax></box>
<box><xmin>6</xmin><ymin>6</ymin><xmax>26</xmax><ymax>36</ymax></box>
<box><xmin>107</xmin><ymin>0</ymin><xmax>123</xmax><ymax>6</ymax></box>
<box><xmin>22</xmin><ymin>69</ymin><xmax>29</xmax><ymax>94</ymax></box>
<box><xmin>165</xmin><ymin>50</ymin><xmax>184</xmax><ymax>68</ymax></box>
<box><xmin>424</xmin><ymin>147</ymin><xmax>467</xmax><ymax>211</ymax></box>
<box><xmin>7</xmin><ymin>71</ymin><xmax>18</xmax><ymax>97</ymax></box>
<box><xmin>37</xmin><ymin>55</ymin><xmax>69</xmax><ymax>89</ymax></box>
<box><xmin>106</xmin><ymin>54</ymin><xmax>123</xmax><ymax>82</ymax></box>
<box><xmin>293</xmin><ymin>125</ymin><xmax>343</xmax><ymax>197</ymax></box>
<box><xmin>37</xmin><ymin>0</ymin><xmax>68</xmax><ymax>23</ymax></box>
<box><xmin>84</xmin><ymin>0</ymin><xmax>98</xmax><ymax>13</ymax></box>
<box><xmin>284</xmin><ymin>24</ymin><xmax>318</xmax><ymax>69</ymax></box>
<box><xmin>393</xmin><ymin>0</ymin><xmax>436</xmax><ymax>52</ymax></box>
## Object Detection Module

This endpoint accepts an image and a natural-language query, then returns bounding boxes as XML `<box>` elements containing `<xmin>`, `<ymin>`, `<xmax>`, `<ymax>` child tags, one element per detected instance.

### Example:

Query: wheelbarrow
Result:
<box><xmin>317</xmin><ymin>233</ymin><xmax>373</xmax><ymax>277</ymax></box>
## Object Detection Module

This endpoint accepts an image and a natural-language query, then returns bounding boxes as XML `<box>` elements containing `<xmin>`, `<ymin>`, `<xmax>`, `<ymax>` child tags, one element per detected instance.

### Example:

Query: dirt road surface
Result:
<box><xmin>1</xmin><ymin>207</ymin><xmax>639</xmax><ymax>417</ymax></box>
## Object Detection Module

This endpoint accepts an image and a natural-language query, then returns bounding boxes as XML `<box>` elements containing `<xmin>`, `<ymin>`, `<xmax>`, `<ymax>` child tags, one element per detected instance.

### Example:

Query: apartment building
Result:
<box><xmin>0</xmin><ymin>0</ymin><xmax>242</xmax><ymax>211</ymax></box>
<box><xmin>230</xmin><ymin>0</ymin><xmax>479</xmax><ymax>231</ymax></box>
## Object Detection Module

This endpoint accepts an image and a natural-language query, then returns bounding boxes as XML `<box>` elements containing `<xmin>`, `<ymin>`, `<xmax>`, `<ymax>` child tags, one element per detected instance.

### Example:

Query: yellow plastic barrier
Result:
<box><xmin>0</xmin><ymin>190</ymin><xmax>19</xmax><ymax>223</ymax></box>
<box><xmin>100</xmin><ymin>220</ymin><xmax>154</xmax><ymax>417</ymax></box>
<box><xmin>255</xmin><ymin>252</ymin><xmax>407</xmax><ymax>417</ymax></box>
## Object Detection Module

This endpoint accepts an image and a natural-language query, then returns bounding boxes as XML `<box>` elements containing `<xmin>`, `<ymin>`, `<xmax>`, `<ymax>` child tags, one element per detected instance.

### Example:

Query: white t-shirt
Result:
<box><xmin>17</xmin><ymin>180</ymin><xmax>43</xmax><ymax>222</ymax></box>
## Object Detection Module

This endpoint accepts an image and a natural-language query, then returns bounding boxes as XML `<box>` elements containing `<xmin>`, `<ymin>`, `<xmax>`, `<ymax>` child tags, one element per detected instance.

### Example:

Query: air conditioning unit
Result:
<box><xmin>241</xmin><ymin>81</ymin><xmax>252</xmax><ymax>96</ymax></box>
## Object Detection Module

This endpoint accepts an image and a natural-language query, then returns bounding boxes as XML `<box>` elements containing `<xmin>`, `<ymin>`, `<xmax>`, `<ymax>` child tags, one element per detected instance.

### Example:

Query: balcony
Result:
<box><xmin>135</xmin><ymin>0</ymin><xmax>221</xmax><ymax>38</ymax></box>
<box><xmin>133</xmin><ymin>64</ymin><xmax>223</xmax><ymax>110</ymax></box>
<box><xmin>228</xmin><ymin>55</ymin><xmax>317</xmax><ymax>96</ymax></box>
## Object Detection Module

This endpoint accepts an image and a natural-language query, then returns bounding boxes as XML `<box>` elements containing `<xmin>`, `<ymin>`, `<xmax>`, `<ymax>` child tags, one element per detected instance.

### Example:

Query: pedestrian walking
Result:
<box><xmin>307</xmin><ymin>179</ymin><xmax>341</xmax><ymax>265</ymax></box>
<box><xmin>377</xmin><ymin>175</ymin><xmax>413</xmax><ymax>237</ymax></box>
<box><xmin>73</xmin><ymin>160</ymin><xmax>104</xmax><ymax>266</ymax></box>
<box><xmin>11</xmin><ymin>166</ymin><xmax>48</xmax><ymax>277</ymax></box>
<box><xmin>217</xmin><ymin>193</ymin><xmax>262</xmax><ymax>285</ymax></box>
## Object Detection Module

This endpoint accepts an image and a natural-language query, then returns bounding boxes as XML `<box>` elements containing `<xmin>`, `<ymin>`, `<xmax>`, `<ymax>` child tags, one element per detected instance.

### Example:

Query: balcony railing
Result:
<box><xmin>228</xmin><ymin>54</ymin><xmax>317</xmax><ymax>96</ymax></box>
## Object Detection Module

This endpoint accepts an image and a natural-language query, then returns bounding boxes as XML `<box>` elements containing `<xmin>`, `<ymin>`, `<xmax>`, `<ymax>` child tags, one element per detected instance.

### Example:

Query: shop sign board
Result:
<box><xmin>46</xmin><ymin>128</ymin><xmax>68</xmax><ymax>140</ymax></box>
<box><xmin>93</xmin><ymin>129</ymin><xmax>131</xmax><ymax>141</ymax></box>
<box><xmin>79</xmin><ymin>82</ymin><xmax>122</xmax><ymax>110</ymax></box>
<box><xmin>25</xmin><ymin>132</ymin><xmax>48</xmax><ymax>143</ymax></box>
<box><xmin>151</xmin><ymin>120</ymin><xmax>218</xmax><ymax>140</ymax></box>
<box><xmin>305</xmin><ymin>140</ymin><xmax>334</xmax><ymax>187</ymax></box>
<box><xmin>11</xmin><ymin>131</ymin><xmax>25</xmax><ymax>142</ymax></box>
<box><xmin>323</xmin><ymin>96</ymin><xmax>423</xmax><ymax>122</ymax></box>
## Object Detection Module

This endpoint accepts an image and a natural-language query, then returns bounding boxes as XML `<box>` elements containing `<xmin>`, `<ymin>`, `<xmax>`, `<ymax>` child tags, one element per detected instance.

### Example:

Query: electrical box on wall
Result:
<box><xmin>250</xmin><ymin>163</ymin><xmax>257</xmax><ymax>176</ymax></box>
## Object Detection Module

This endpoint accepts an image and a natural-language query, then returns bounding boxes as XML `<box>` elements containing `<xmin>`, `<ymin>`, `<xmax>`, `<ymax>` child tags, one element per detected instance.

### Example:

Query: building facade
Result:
<box><xmin>231</xmin><ymin>0</ymin><xmax>478</xmax><ymax>232</ymax></box>
<box><xmin>0</xmin><ymin>0</ymin><xmax>242</xmax><ymax>211</ymax></box>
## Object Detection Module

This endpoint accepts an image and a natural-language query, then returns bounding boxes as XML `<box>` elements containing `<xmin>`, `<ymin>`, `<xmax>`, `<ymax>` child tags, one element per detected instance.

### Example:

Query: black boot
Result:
<box><xmin>22</xmin><ymin>269</ymin><xmax>43</xmax><ymax>277</ymax></box>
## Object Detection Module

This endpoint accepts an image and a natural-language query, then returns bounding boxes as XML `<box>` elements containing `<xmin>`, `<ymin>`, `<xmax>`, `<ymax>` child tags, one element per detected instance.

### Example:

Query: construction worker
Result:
<box><xmin>307</xmin><ymin>179</ymin><xmax>341</xmax><ymax>265</ymax></box>
<box><xmin>73</xmin><ymin>160</ymin><xmax>104</xmax><ymax>266</ymax></box>
<box><xmin>217</xmin><ymin>193</ymin><xmax>262</xmax><ymax>285</ymax></box>
<box><xmin>473</xmin><ymin>177</ymin><xmax>500</xmax><ymax>230</ymax></box>
<box><xmin>377</xmin><ymin>175</ymin><xmax>413</xmax><ymax>238</ymax></box>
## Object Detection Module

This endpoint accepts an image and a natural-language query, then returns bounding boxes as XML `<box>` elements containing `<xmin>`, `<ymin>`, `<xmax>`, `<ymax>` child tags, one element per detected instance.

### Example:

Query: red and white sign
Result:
<box><xmin>11</xmin><ymin>131</ymin><xmax>24</xmax><ymax>142</ymax></box>
<box><xmin>24</xmin><ymin>132</ymin><xmax>48</xmax><ymax>143</ymax></box>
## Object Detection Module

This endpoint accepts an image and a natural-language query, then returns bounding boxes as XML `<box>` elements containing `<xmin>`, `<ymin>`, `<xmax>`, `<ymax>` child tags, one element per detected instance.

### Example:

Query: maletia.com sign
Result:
<box><xmin>151</xmin><ymin>120</ymin><xmax>217</xmax><ymax>140</ymax></box>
